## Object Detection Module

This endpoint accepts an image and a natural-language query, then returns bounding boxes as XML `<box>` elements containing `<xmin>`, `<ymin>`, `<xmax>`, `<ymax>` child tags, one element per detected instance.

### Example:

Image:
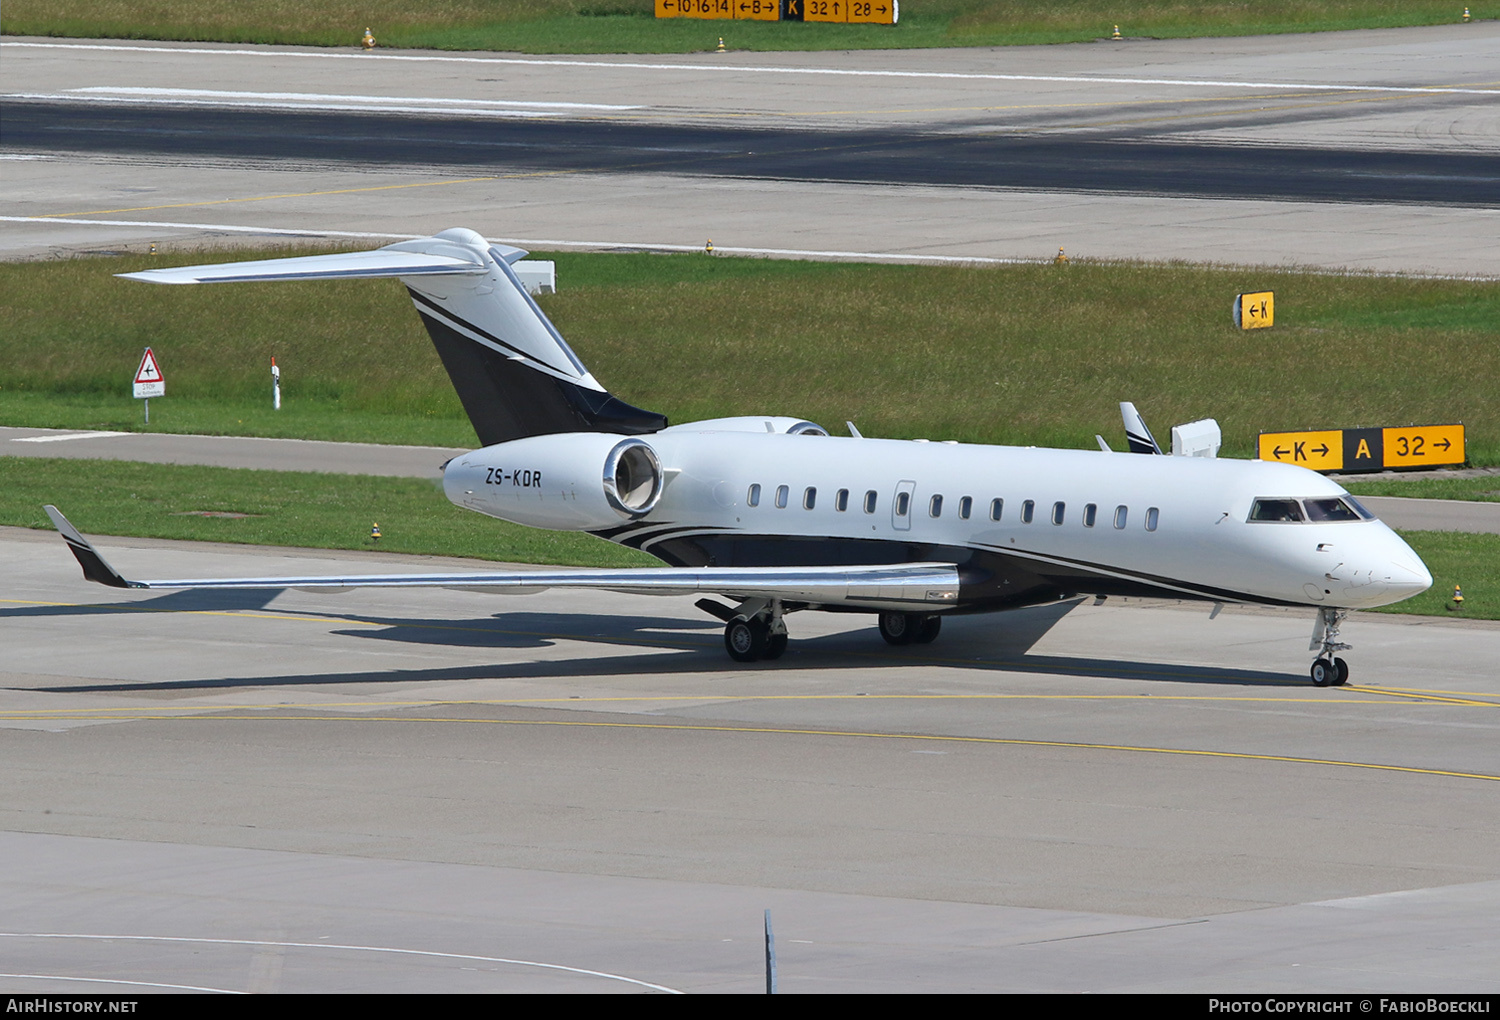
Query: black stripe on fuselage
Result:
<box><xmin>588</xmin><ymin>524</ymin><xmax>1298</xmax><ymax>610</ymax></box>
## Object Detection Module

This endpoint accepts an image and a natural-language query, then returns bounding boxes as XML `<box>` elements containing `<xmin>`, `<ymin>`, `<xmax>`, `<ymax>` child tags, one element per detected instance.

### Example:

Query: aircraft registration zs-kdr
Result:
<box><xmin>46</xmin><ymin>228</ymin><xmax>1432</xmax><ymax>685</ymax></box>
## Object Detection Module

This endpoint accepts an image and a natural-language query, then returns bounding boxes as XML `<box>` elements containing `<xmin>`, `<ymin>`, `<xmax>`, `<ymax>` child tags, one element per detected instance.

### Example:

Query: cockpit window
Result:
<box><xmin>1249</xmin><ymin>496</ymin><xmax>1374</xmax><ymax>523</ymax></box>
<box><xmin>1249</xmin><ymin>498</ymin><xmax>1304</xmax><ymax>522</ymax></box>
<box><xmin>1305</xmin><ymin>497</ymin><xmax>1362</xmax><ymax>522</ymax></box>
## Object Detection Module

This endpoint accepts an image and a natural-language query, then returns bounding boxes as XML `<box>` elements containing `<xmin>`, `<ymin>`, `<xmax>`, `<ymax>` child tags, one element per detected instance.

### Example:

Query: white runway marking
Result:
<box><xmin>0</xmin><ymin>933</ymin><xmax>685</xmax><ymax>993</ymax></box>
<box><xmin>6</xmin><ymin>216</ymin><xmax>1493</xmax><ymax>280</ymax></box>
<box><xmin>11</xmin><ymin>430</ymin><xmax>128</xmax><ymax>443</ymax></box>
<box><xmin>0</xmin><ymin>973</ymin><xmax>244</xmax><ymax>994</ymax></box>
<box><xmin>7</xmin><ymin>40</ymin><xmax>1498</xmax><ymax>96</ymax></box>
<box><xmin>69</xmin><ymin>86</ymin><xmax>644</xmax><ymax>112</ymax></box>
<box><xmin>6</xmin><ymin>91</ymin><xmax>573</xmax><ymax>119</ymax></box>
<box><xmin>0</xmin><ymin>216</ymin><xmax>1030</xmax><ymax>264</ymax></box>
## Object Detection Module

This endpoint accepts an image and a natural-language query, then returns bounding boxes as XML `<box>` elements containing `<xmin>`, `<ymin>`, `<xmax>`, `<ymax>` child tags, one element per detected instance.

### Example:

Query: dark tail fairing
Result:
<box><xmin>411</xmin><ymin>284</ymin><xmax>665</xmax><ymax>447</ymax></box>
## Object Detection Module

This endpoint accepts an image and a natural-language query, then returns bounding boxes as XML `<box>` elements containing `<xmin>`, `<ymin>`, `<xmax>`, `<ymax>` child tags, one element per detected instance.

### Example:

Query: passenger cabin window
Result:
<box><xmin>929</xmin><ymin>494</ymin><xmax>944</xmax><ymax>518</ymax></box>
<box><xmin>775</xmin><ymin>484</ymin><xmax>789</xmax><ymax>509</ymax></box>
<box><xmin>1249</xmin><ymin>498</ymin><xmax>1304</xmax><ymax>522</ymax></box>
<box><xmin>747</xmin><ymin>484</ymin><xmax>761</xmax><ymax>507</ymax></box>
<box><xmin>1021</xmin><ymin>500</ymin><xmax>1035</xmax><ymax>524</ymax></box>
<box><xmin>864</xmin><ymin>490</ymin><xmax>878</xmax><ymax>514</ymax></box>
<box><xmin>895</xmin><ymin>491</ymin><xmax>911</xmax><ymax>517</ymax></box>
<box><xmin>1145</xmin><ymin>507</ymin><xmax>1160</xmax><ymax>532</ymax></box>
<box><xmin>1083</xmin><ymin>503</ymin><xmax>1097</xmax><ymax>528</ymax></box>
<box><xmin>1051</xmin><ymin>501</ymin><xmax>1065</xmax><ymax>526</ymax></box>
<box><xmin>835</xmin><ymin>489</ymin><xmax>849</xmax><ymax>512</ymax></box>
<box><xmin>958</xmin><ymin>496</ymin><xmax>972</xmax><ymax>520</ymax></box>
<box><xmin>989</xmin><ymin>498</ymin><xmax>1004</xmax><ymax>522</ymax></box>
<box><xmin>1113</xmin><ymin>505</ymin><xmax>1128</xmax><ymax>529</ymax></box>
<box><xmin>804</xmin><ymin>487</ymin><xmax>817</xmax><ymax>510</ymax></box>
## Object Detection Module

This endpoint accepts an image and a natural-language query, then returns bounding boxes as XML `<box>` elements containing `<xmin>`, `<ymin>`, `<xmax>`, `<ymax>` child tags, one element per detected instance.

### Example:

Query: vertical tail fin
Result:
<box><xmin>118</xmin><ymin>227</ymin><xmax>667</xmax><ymax>447</ymax></box>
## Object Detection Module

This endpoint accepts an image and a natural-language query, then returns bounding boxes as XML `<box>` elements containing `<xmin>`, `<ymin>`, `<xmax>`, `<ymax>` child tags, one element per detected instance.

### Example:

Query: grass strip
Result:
<box><xmin>4</xmin><ymin>457</ymin><xmax>1493</xmax><ymax>620</ymax></box>
<box><xmin>0</xmin><ymin>456</ymin><xmax>656</xmax><ymax>568</ymax></box>
<box><xmin>4</xmin><ymin>1</ymin><xmax>1493</xmax><ymax>54</ymax></box>
<box><xmin>1345</xmin><ymin>477</ymin><xmax>1500</xmax><ymax>503</ymax></box>
<box><xmin>3</xmin><ymin>248</ymin><xmax>1496</xmax><ymax>464</ymax></box>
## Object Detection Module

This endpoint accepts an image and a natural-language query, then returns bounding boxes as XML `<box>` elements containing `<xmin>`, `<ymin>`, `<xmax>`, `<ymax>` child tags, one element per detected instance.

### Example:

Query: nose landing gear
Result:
<box><xmin>1309</xmin><ymin>607</ymin><xmax>1351</xmax><ymax>687</ymax></box>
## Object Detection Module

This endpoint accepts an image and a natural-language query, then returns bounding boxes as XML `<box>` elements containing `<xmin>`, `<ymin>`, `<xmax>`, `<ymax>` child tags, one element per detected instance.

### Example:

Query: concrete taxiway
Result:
<box><xmin>2</xmin><ymin>524</ymin><xmax>1498</xmax><ymax>992</ymax></box>
<box><xmin>4</xmin><ymin>25</ymin><xmax>1499</xmax><ymax>274</ymax></box>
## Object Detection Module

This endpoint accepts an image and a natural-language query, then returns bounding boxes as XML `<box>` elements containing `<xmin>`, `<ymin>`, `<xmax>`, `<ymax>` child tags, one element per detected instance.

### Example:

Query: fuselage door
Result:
<box><xmin>892</xmin><ymin>479</ymin><xmax>916</xmax><ymax>531</ymax></box>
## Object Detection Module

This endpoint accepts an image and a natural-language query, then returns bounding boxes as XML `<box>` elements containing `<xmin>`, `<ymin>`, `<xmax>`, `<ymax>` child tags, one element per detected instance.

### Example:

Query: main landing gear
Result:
<box><xmin>702</xmin><ymin>600</ymin><xmax>947</xmax><ymax>664</ymax></box>
<box><xmin>724</xmin><ymin>613</ymin><xmax>788</xmax><ymax>663</ymax></box>
<box><xmin>702</xmin><ymin>597</ymin><xmax>789</xmax><ymax>663</ymax></box>
<box><xmin>1309</xmin><ymin>607</ymin><xmax>1351</xmax><ymax>687</ymax></box>
<box><xmin>878</xmin><ymin>611</ymin><xmax>942</xmax><ymax>646</ymax></box>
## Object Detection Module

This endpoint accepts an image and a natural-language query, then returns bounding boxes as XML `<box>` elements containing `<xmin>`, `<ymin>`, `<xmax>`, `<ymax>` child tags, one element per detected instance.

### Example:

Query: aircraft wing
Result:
<box><xmin>44</xmin><ymin>507</ymin><xmax>958</xmax><ymax>610</ymax></box>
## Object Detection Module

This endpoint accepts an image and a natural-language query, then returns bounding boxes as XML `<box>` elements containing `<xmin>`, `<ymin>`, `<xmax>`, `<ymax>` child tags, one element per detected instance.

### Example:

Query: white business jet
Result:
<box><xmin>45</xmin><ymin>228</ymin><xmax>1431</xmax><ymax>685</ymax></box>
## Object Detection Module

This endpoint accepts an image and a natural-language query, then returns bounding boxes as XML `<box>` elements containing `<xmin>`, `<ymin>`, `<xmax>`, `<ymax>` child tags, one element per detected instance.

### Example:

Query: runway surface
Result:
<box><xmin>4</xmin><ymin>27</ymin><xmax>1499</xmax><ymax>273</ymax></box>
<box><xmin>3</xmin><ymin>523</ymin><xmax>1499</xmax><ymax>992</ymax></box>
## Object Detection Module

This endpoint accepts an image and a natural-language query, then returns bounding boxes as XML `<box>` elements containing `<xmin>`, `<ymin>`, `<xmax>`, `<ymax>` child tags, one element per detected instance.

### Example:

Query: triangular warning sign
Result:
<box><xmin>134</xmin><ymin>348</ymin><xmax>163</xmax><ymax>385</ymax></box>
<box><xmin>133</xmin><ymin>347</ymin><xmax>165</xmax><ymax>399</ymax></box>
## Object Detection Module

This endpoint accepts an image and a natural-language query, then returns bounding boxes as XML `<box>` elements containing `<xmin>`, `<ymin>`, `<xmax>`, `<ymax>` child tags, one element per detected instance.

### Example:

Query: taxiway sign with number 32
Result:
<box><xmin>1382</xmin><ymin>424</ymin><xmax>1465</xmax><ymax>468</ymax></box>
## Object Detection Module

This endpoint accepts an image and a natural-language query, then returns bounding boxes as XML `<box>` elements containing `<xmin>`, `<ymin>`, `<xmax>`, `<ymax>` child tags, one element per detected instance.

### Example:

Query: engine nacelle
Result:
<box><xmin>443</xmin><ymin>433</ymin><xmax>664</xmax><ymax>530</ymax></box>
<box><xmin>661</xmin><ymin>416</ymin><xmax>828</xmax><ymax>436</ymax></box>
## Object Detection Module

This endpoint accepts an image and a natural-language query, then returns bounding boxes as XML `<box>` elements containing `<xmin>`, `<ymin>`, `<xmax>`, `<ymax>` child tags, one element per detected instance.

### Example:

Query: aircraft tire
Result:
<box><xmin>913</xmin><ymin>615</ymin><xmax>942</xmax><ymax>644</ymax></box>
<box><xmin>878</xmin><ymin>611</ymin><xmax>914</xmax><ymax>646</ymax></box>
<box><xmin>764</xmin><ymin>631</ymin><xmax>788</xmax><ymax>660</ymax></box>
<box><xmin>1333</xmin><ymin>657</ymin><xmax>1350</xmax><ymax>686</ymax></box>
<box><xmin>725</xmin><ymin>617</ymin><xmax>768</xmax><ymax>662</ymax></box>
<box><xmin>1310</xmin><ymin>658</ymin><xmax>1335</xmax><ymax>686</ymax></box>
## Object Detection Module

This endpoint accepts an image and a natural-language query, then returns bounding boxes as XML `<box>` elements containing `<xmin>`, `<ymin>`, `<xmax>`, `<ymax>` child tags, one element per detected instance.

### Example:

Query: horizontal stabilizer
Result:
<box><xmin>117</xmin><ymin>247</ymin><xmax>498</xmax><ymax>285</ymax></box>
<box><xmin>44</xmin><ymin>507</ymin><xmax>958</xmax><ymax>610</ymax></box>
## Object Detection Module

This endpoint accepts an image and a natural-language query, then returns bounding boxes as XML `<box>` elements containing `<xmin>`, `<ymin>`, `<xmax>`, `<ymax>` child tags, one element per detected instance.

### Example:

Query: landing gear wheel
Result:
<box><xmin>914</xmin><ymin>615</ymin><xmax>942</xmax><ymax>644</ymax></box>
<box><xmin>1310</xmin><ymin>657</ymin><xmax>1336</xmax><ymax>687</ymax></box>
<box><xmin>878</xmin><ymin>611</ymin><xmax>914</xmax><ymax>646</ymax></box>
<box><xmin>1333</xmin><ymin>657</ymin><xmax>1350</xmax><ymax>686</ymax></box>
<box><xmin>763</xmin><ymin>630</ymin><xmax>788</xmax><ymax>660</ymax></box>
<box><xmin>725</xmin><ymin>617</ymin><xmax>768</xmax><ymax>663</ymax></box>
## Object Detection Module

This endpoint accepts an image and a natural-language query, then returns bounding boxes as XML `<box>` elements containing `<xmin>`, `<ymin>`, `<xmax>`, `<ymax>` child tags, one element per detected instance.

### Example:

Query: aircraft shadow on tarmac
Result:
<box><xmin>2</xmin><ymin>587</ymin><xmax>286</xmax><ymax>618</ymax></box>
<box><xmin>23</xmin><ymin>598</ymin><xmax>1307</xmax><ymax>693</ymax></box>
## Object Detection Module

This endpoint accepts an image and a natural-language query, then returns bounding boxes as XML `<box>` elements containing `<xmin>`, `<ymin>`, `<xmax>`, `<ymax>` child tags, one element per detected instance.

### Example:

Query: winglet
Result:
<box><xmin>1120</xmin><ymin>401</ymin><xmax>1163</xmax><ymax>455</ymax></box>
<box><xmin>43</xmin><ymin>506</ymin><xmax>140</xmax><ymax>589</ymax></box>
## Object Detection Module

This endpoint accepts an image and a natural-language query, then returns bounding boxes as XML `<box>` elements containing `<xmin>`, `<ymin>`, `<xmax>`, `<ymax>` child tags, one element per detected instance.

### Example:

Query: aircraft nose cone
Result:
<box><xmin>1386</xmin><ymin>556</ymin><xmax>1433</xmax><ymax>600</ymax></box>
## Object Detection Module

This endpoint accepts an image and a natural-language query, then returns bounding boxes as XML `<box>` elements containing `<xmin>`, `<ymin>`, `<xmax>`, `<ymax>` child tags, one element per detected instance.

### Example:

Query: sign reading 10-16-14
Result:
<box><xmin>655</xmin><ymin>0</ymin><xmax>897</xmax><ymax>23</ymax></box>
